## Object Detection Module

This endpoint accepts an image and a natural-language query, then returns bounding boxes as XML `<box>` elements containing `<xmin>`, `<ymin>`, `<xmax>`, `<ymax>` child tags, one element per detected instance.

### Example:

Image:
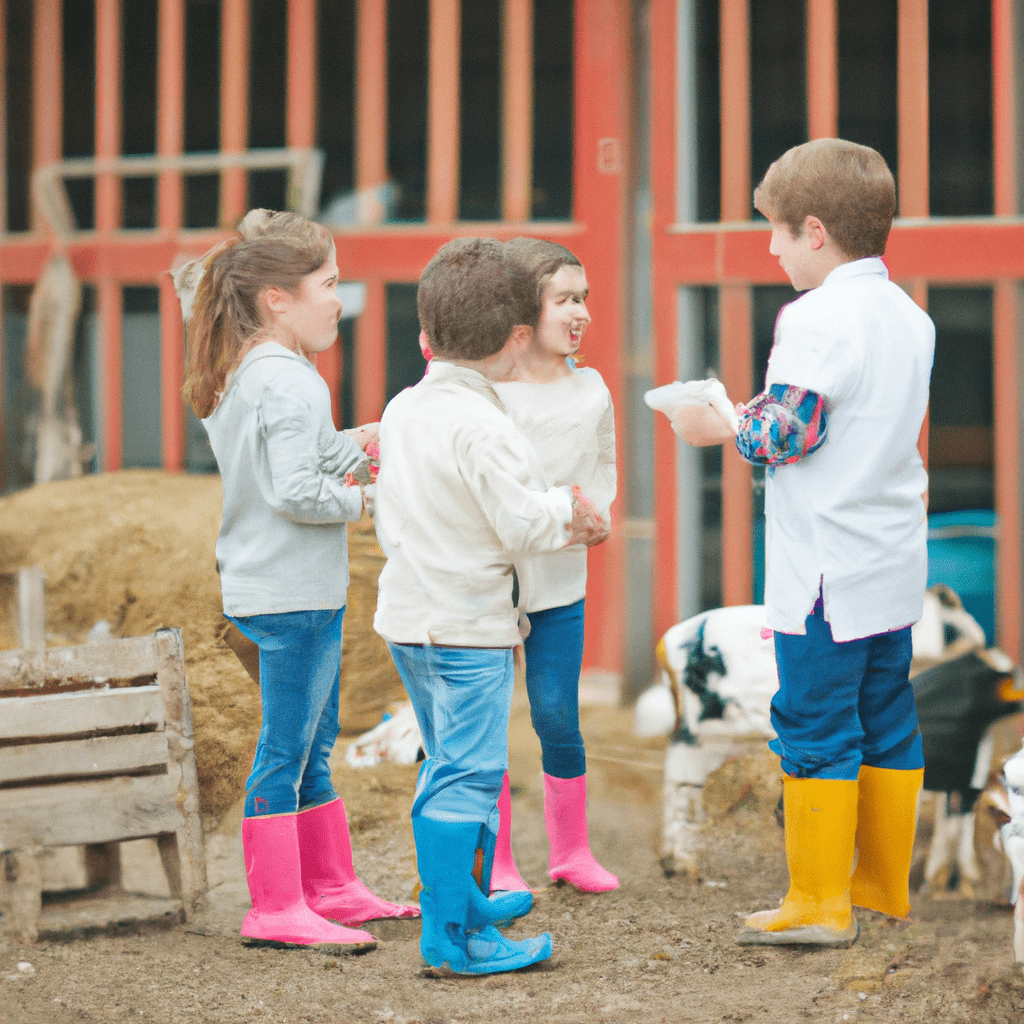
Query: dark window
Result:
<box><xmin>929</xmin><ymin>0</ymin><xmax>993</xmax><ymax>216</ymax></box>
<box><xmin>121</xmin><ymin>287</ymin><xmax>162</xmax><ymax>468</ymax></box>
<box><xmin>385</xmin><ymin>283</ymin><xmax>425</xmax><ymax>402</ymax></box>
<box><xmin>837</xmin><ymin>0</ymin><xmax>898</xmax><ymax>181</ymax></box>
<box><xmin>927</xmin><ymin>287</ymin><xmax>994</xmax><ymax>513</ymax></box>
<box><xmin>387</xmin><ymin>0</ymin><xmax>428</xmax><ymax>221</ymax></box>
<box><xmin>5</xmin><ymin>0</ymin><xmax>33</xmax><ymax>232</ymax></box>
<box><xmin>63</xmin><ymin>0</ymin><xmax>96</xmax><ymax>229</ymax></box>
<box><xmin>122</xmin><ymin>0</ymin><xmax>159</xmax><ymax>228</ymax></box>
<box><xmin>459</xmin><ymin>0</ymin><xmax>501</xmax><ymax>221</ymax></box>
<box><xmin>532</xmin><ymin>0</ymin><xmax>573</xmax><ymax>219</ymax></box>
<box><xmin>750</xmin><ymin>0</ymin><xmax>806</xmax><ymax>199</ymax></box>
<box><xmin>248</xmin><ymin>0</ymin><xmax>287</xmax><ymax>211</ymax></box>
<box><xmin>183</xmin><ymin>0</ymin><xmax>221</xmax><ymax>227</ymax></box>
<box><xmin>694</xmin><ymin>0</ymin><xmax>720</xmax><ymax>223</ymax></box>
<box><xmin>316</xmin><ymin>0</ymin><xmax>356</xmax><ymax>214</ymax></box>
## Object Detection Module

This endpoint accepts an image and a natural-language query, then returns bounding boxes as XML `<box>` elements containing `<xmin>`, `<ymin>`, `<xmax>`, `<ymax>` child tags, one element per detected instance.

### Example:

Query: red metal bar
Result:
<box><xmin>33</xmin><ymin>0</ymin><xmax>62</xmax><ymax>233</ymax></box>
<box><xmin>354</xmin><ymin>277</ymin><xmax>386</xmax><ymax>424</ymax></box>
<box><xmin>650</xmin><ymin>0</ymin><xmax>681</xmax><ymax>639</ymax></box>
<box><xmin>287</xmin><ymin>0</ymin><xmax>316</xmax><ymax>149</ymax></box>
<box><xmin>994</xmin><ymin>280</ymin><xmax>1022</xmax><ymax>662</ymax></box>
<box><xmin>897</xmin><ymin>0</ymin><xmax>929</xmax><ymax>216</ymax></box>
<box><xmin>427</xmin><ymin>0</ymin><xmax>460</xmax><ymax>223</ymax></box>
<box><xmin>807</xmin><ymin>0</ymin><xmax>838</xmax><ymax>140</ymax></box>
<box><xmin>356</xmin><ymin>0</ymin><xmax>388</xmax><ymax>191</ymax></box>
<box><xmin>221</xmin><ymin>0</ymin><xmax>250</xmax><ymax>227</ymax></box>
<box><xmin>98</xmin><ymin>277</ymin><xmax>122</xmax><ymax>470</ymax></box>
<box><xmin>95</xmin><ymin>0</ymin><xmax>122</xmax><ymax>233</ymax></box>
<box><xmin>157</xmin><ymin>0</ymin><xmax>185</xmax><ymax>233</ymax></box>
<box><xmin>719</xmin><ymin>284</ymin><xmax>753</xmax><ymax>607</ymax></box>
<box><xmin>993</xmin><ymin>0</ymin><xmax>1017</xmax><ymax>217</ymax></box>
<box><xmin>572</xmin><ymin>0</ymin><xmax>630</xmax><ymax>673</ymax></box>
<box><xmin>503</xmin><ymin>0</ymin><xmax>533</xmax><ymax>223</ymax></box>
<box><xmin>159</xmin><ymin>273</ymin><xmax>184</xmax><ymax>470</ymax></box>
<box><xmin>719</xmin><ymin>0</ymin><xmax>750</xmax><ymax>221</ymax></box>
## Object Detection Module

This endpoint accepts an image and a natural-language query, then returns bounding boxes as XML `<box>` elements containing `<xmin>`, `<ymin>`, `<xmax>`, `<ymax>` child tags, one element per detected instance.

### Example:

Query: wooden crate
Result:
<box><xmin>0</xmin><ymin>628</ymin><xmax>207</xmax><ymax>939</ymax></box>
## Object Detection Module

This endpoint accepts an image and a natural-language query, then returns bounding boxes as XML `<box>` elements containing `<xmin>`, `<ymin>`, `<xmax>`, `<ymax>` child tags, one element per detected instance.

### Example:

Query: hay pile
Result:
<box><xmin>0</xmin><ymin>470</ymin><xmax>406</xmax><ymax>820</ymax></box>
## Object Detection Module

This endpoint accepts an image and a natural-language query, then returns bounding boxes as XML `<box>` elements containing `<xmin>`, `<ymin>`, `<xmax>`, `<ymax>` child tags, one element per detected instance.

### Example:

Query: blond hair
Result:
<box><xmin>753</xmin><ymin>138</ymin><xmax>895</xmax><ymax>259</ymax></box>
<box><xmin>181</xmin><ymin>211</ymin><xmax>332</xmax><ymax>417</ymax></box>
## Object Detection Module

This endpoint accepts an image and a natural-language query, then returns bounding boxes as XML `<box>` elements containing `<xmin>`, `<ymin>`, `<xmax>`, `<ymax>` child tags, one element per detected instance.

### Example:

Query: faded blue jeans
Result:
<box><xmin>387</xmin><ymin>642</ymin><xmax>513</xmax><ymax>830</ymax></box>
<box><xmin>227</xmin><ymin>608</ymin><xmax>344</xmax><ymax>817</ymax></box>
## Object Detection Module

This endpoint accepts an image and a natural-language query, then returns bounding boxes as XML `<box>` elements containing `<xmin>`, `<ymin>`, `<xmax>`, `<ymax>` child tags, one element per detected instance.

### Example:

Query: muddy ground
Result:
<box><xmin>2</xmin><ymin>472</ymin><xmax>1023</xmax><ymax>1023</ymax></box>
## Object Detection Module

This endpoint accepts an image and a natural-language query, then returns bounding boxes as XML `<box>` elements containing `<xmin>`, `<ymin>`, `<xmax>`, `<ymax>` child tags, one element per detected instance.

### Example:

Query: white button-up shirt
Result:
<box><xmin>762</xmin><ymin>257</ymin><xmax>935</xmax><ymax>641</ymax></box>
<box><xmin>373</xmin><ymin>360</ymin><xmax>574</xmax><ymax>647</ymax></box>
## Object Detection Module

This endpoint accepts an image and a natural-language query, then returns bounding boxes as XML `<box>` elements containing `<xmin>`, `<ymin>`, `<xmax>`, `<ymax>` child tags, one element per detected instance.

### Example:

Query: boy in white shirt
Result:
<box><xmin>676</xmin><ymin>139</ymin><xmax>934</xmax><ymax>947</ymax></box>
<box><xmin>373</xmin><ymin>237</ymin><xmax>605</xmax><ymax>974</ymax></box>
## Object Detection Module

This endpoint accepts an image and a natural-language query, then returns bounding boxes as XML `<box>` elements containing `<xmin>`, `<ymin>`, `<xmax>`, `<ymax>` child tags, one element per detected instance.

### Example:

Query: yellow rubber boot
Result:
<box><xmin>736</xmin><ymin>777</ymin><xmax>859</xmax><ymax>947</ymax></box>
<box><xmin>849</xmin><ymin>765</ymin><xmax>923</xmax><ymax>918</ymax></box>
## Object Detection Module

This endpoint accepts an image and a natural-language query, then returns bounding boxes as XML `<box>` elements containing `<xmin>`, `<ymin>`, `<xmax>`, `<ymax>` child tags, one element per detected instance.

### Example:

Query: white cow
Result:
<box><xmin>635</xmin><ymin>586</ymin><xmax>1009</xmax><ymax>882</ymax></box>
<box><xmin>982</xmin><ymin>741</ymin><xmax>1024</xmax><ymax>968</ymax></box>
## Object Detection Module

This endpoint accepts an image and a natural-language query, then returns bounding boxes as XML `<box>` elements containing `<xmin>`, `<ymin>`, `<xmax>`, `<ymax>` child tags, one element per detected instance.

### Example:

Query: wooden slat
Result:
<box><xmin>0</xmin><ymin>772</ymin><xmax>183</xmax><ymax>850</ymax></box>
<box><xmin>32</xmin><ymin>0</ymin><xmax>62</xmax><ymax>232</ymax></box>
<box><xmin>0</xmin><ymin>731</ymin><xmax>170</xmax><ymax>786</ymax></box>
<box><xmin>992</xmin><ymin>0</ymin><xmax>1018</xmax><ymax>218</ymax></box>
<box><xmin>220</xmin><ymin>0</ymin><xmax>250</xmax><ymax>227</ymax></box>
<box><xmin>157</xmin><ymin>0</ymin><xmax>185</xmax><ymax>232</ymax></box>
<box><xmin>719</xmin><ymin>0</ymin><xmax>750</xmax><ymax>221</ymax></box>
<box><xmin>95</xmin><ymin>0</ymin><xmax>122</xmax><ymax>232</ymax></box>
<box><xmin>286</xmin><ymin>0</ymin><xmax>317</xmax><ymax>150</ymax></box>
<box><xmin>0</xmin><ymin>686</ymin><xmax>164</xmax><ymax>741</ymax></box>
<box><xmin>355</xmin><ymin>0</ymin><xmax>388</xmax><ymax>192</ymax></box>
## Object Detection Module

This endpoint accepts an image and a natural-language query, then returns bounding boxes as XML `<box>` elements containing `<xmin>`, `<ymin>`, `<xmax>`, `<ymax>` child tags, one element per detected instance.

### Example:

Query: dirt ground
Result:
<box><xmin>2</xmin><ymin>472</ymin><xmax>1023</xmax><ymax>1024</ymax></box>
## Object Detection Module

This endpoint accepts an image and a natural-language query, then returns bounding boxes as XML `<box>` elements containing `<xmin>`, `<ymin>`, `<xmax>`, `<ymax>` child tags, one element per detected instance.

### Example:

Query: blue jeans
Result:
<box><xmin>770</xmin><ymin>597</ymin><xmax>924</xmax><ymax>780</ymax></box>
<box><xmin>523</xmin><ymin>599</ymin><xmax>587</xmax><ymax>778</ymax></box>
<box><xmin>387</xmin><ymin>643</ymin><xmax>513</xmax><ymax>829</ymax></box>
<box><xmin>227</xmin><ymin>608</ymin><xmax>344</xmax><ymax>817</ymax></box>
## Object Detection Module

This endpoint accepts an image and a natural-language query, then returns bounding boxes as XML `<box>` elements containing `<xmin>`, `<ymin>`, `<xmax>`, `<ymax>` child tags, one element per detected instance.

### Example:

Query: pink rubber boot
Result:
<box><xmin>241</xmin><ymin>814</ymin><xmax>377</xmax><ymax>951</ymax></box>
<box><xmin>489</xmin><ymin>773</ymin><xmax>531</xmax><ymax>892</ymax></box>
<box><xmin>297</xmin><ymin>798</ymin><xmax>420</xmax><ymax>926</ymax></box>
<box><xmin>543</xmin><ymin>773</ymin><xmax>619</xmax><ymax>892</ymax></box>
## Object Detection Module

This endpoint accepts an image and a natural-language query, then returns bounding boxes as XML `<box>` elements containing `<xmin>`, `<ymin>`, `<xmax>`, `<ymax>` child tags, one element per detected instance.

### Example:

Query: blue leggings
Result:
<box><xmin>227</xmin><ymin>608</ymin><xmax>344</xmax><ymax>817</ymax></box>
<box><xmin>769</xmin><ymin>597</ymin><xmax>924</xmax><ymax>781</ymax></box>
<box><xmin>523</xmin><ymin>598</ymin><xmax>586</xmax><ymax>779</ymax></box>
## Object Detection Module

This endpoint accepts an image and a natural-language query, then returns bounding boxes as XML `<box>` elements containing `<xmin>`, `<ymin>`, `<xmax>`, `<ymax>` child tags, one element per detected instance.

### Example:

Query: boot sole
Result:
<box><xmin>241</xmin><ymin>936</ymin><xmax>377</xmax><ymax>955</ymax></box>
<box><xmin>734</xmin><ymin>918</ymin><xmax>859</xmax><ymax>948</ymax></box>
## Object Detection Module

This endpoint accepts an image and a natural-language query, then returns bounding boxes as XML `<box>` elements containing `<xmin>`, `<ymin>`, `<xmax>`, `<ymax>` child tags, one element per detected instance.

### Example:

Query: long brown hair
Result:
<box><xmin>181</xmin><ymin>213</ymin><xmax>332</xmax><ymax>417</ymax></box>
<box><xmin>504</xmin><ymin>237</ymin><xmax>583</xmax><ymax>329</ymax></box>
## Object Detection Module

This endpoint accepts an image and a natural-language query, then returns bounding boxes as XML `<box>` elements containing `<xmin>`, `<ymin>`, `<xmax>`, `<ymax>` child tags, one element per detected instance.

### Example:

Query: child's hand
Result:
<box><xmin>567</xmin><ymin>486</ymin><xmax>607</xmax><ymax>547</ymax></box>
<box><xmin>344</xmin><ymin>421</ymin><xmax>380</xmax><ymax>452</ymax></box>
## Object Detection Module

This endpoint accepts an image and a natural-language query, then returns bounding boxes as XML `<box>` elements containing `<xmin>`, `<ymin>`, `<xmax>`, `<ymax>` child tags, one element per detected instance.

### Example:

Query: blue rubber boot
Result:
<box><xmin>413</xmin><ymin>816</ymin><xmax>551</xmax><ymax>975</ymax></box>
<box><xmin>473</xmin><ymin>824</ymin><xmax>533</xmax><ymax>927</ymax></box>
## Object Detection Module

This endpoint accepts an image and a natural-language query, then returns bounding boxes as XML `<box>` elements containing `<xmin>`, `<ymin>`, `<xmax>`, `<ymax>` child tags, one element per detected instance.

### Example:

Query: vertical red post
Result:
<box><xmin>427</xmin><ymin>0</ymin><xmax>460</xmax><ymax>224</ymax></box>
<box><xmin>650</xmin><ymin>0</ymin><xmax>680</xmax><ymax>641</ymax></box>
<box><xmin>718</xmin><ymin>0</ymin><xmax>753</xmax><ymax>605</ymax></box>
<box><xmin>99</xmin><ymin>278</ymin><xmax>123</xmax><ymax>470</ymax></box>
<box><xmin>95</xmin><ymin>0</ymin><xmax>122</xmax><ymax>233</ymax></box>
<box><xmin>993</xmin><ymin>280</ymin><xmax>1022</xmax><ymax>662</ymax></box>
<box><xmin>356</xmin><ymin>0</ymin><xmax>388</xmax><ymax>193</ymax></box>
<box><xmin>159</xmin><ymin>273</ymin><xmax>185</xmax><ymax>470</ymax></box>
<box><xmin>355</xmin><ymin>278</ymin><xmax>386</xmax><ymax>425</ymax></box>
<box><xmin>221</xmin><ymin>0</ymin><xmax>250</xmax><ymax>227</ymax></box>
<box><xmin>157</xmin><ymin>0</ymin><xmax>185</xmax><ymax>233</ymax></box>
<box><xmin>503</xmin><ymin>0</ymin><xmax>533</xmax><ymax>223</ymax></box>
<box><xmin>572</xmin><ymin>0</ymin><xmax>630</xmax><ymax>672</ymax></box>
<box><xmin>897</xmin><ymin>0</ymin><xmax>929</xmax><ymax>217</ymax></box>
<box><xmin>32</xmin><ymin>0</ymin><xmax>62</xmax><ymax>232</ymax></box>
<box><xmin>992</xmin><ymin>0</ymin><xmax>1017</xmax><ymax>219</ymax></box>
<box><xmin>806</xmin><ymin>0</ymin><xmax>838</xmax><ymax>140</ymax></box>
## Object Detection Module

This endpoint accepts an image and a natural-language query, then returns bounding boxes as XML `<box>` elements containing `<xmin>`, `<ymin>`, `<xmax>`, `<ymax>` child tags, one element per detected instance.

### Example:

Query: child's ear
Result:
<box><xmin>508</xmin><ymin>323</ymin><xmax>533</xmax><ymax>355</ymax></box>
<box><xmin>262</xmin><ymin>285</ymin><xmax>290</xmax><ymax>316</ymax></box>
<box><xmin>804</xmin><ymin>215</ymin><xmax>828</xmax><ymax>251</ymax></box>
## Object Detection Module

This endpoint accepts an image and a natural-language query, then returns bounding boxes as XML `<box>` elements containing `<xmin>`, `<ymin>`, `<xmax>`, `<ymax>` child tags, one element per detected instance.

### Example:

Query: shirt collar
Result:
<box><xmin>427</xmin><ymin>359</ymin><xmax>506</xmax><ymax>412</ymax></box>
<box><xmin>823</xmin><ymin>256</ymin><xmax>889</xmax><ymax>286</ymax></box>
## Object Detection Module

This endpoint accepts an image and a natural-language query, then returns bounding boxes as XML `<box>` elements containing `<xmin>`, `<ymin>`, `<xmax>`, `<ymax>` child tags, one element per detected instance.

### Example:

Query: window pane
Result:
<box><xmin>121</xmin><ymin>287</ymin><xmax>162</xmax><ymax>468</ymax></box>
<box><xmin>5</xmin><ymin>0</ymin><xmax>33</xmax><ymax>232</ymax></box>
<box><xmin>532</xmin><ymin>0</ymin><xmax>573</xmax><ymax>220</ymax></box>
<box><xmin>316</xmin><ymin>0</ymin><xmax>357</xmax><ymax>213</ymax></box>
<box><xmin>63</xmin><ymin>0</ymin><xmax>96</xmax><ymax>229</ymax></box>
<box><xmin>184</xmin><ymin>0</ymin><xmax>221</xmax><ymax>228</ymax></box>
<box><xmin>248</xmin><ymin>0</ymin><xmax>287</xmax><ymax>211</ymax></box>
<box><xmin>122</xmin><ymin>0</ymin><xmax>159</xmax><ymax>228</ymax></box>
<box><xmin>385</xmin><ymin>283</ymin><xmax>424</xmax><ymax>402</ymax></box>
<box><xmin>459</xmin><ymin>0</ymin><xmax>501</xmax><ymax>221</ymax></box>
<box><xmin>387</xmin><ymin>0</ymin><xmax>428</xmax><ymax>222</ymax></box>
<box><xmin>929</xmin><ymin>0</ymin><xmax>993</xmax><ymax>216</ymax></box>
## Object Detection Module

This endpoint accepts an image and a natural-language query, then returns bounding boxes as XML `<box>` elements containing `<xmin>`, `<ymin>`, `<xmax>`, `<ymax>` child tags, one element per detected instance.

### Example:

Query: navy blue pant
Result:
<box><xmin>523</xmin><ymin>598</ymin><xmax>587</xmax><ymax>779</ymax></box>
<box><xmin>769</xmin><ymin>597</ymin><xmax>924</xmax><ymax>780</ymax></box>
